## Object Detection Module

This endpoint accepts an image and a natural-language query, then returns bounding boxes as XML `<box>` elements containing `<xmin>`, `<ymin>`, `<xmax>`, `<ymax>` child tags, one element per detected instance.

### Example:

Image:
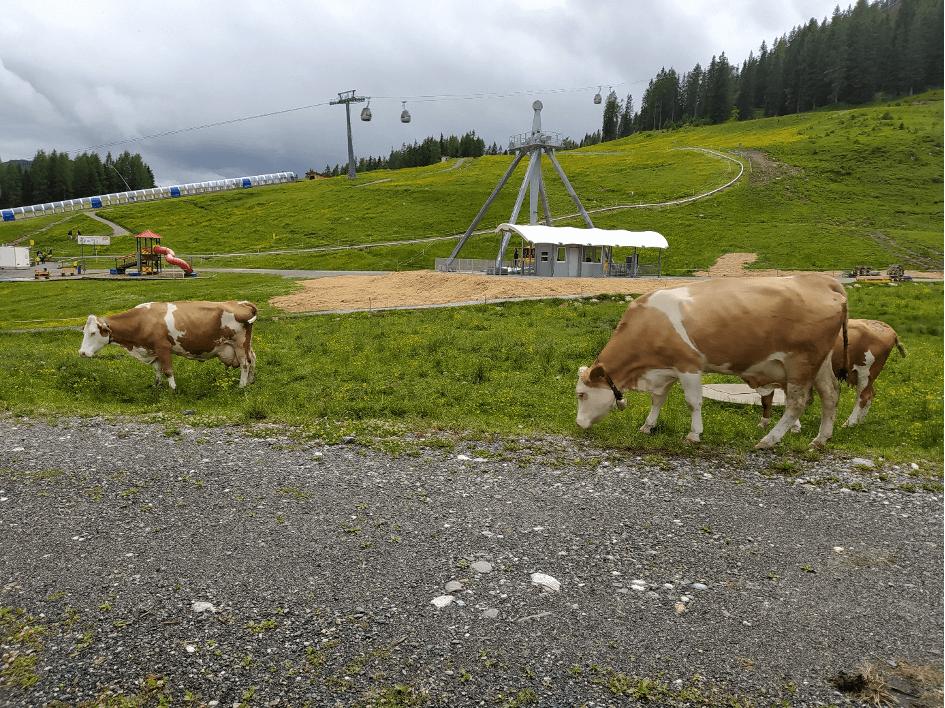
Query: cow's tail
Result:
<box><xmin>836</xmin><ymin>301</ymin><xmax>849</xmax><ymax>382</ymax></box>
<box><xmin>895</xmin><ymin>336</ymin><xmax>907</xmax><ymax>359</ymax></box>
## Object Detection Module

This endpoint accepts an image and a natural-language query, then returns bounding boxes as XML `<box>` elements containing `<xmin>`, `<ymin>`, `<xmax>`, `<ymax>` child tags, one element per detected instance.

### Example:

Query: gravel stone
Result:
<box><xmin>0</xmin><ymin>415</ymin><xmax>941</xmax><ymax>707</ymax></box>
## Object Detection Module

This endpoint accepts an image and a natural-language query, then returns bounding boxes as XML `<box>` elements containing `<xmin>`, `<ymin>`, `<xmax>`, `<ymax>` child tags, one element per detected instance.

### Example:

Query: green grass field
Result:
<box><xmin>0</xmin><ymin>92</ymin><xmax>941</xmax><ymax>472</ymax></box>
<box><xmin>0</xmin><ymin>278</ymin><xmax>940</xmax><ymax>470</ymax></box>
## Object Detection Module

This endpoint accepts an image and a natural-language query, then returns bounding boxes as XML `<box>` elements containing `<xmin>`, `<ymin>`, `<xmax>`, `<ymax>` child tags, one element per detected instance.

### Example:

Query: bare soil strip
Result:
<box><xmin>268</xmin><ymin>253</ymin><xmax>942</xmax><ymax>313</ymax></box>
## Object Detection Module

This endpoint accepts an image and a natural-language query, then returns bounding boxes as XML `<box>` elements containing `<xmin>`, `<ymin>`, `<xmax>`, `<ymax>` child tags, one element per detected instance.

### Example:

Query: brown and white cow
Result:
<box><xmin>758</xmin><ymin>319</ymin><xmax>905</xmax><ymax>430</ymax></box>
<box><xmin>575</xmin><ymin>273</ymin><xmax>848</xmax><ymax>449</ymax></box>
<box><xmin>79</xmin><ymin>300</ymin><xmax>258</xmax><ymax>390</ymax></box>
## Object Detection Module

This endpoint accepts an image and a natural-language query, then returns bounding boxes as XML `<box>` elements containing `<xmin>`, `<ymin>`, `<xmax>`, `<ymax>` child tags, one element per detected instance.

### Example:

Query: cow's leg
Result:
<box><xmin>241</xmin><ymin>348</ymin><xmax>256</xmax><ymax>387</ymax></box>
<box><xmin>756</xmin><ymin>386</ymin><xmax>775</xmax><ymax>429</ymax></box>
<box><xmin>845</xmin><ymin>374</ymin><xmax>874</xmax><ymax>426</ymax></box>
<box><xmin>155</xmin><ymin>350</ymin><xmax>176</xmax><ymax>390</ymax></box>
<box><xmin>809</xmin><ymin>355</ymin><xmax>840</xmax><ymax>447</ymax></box>
<box><xmin>756</xmin><ymin>386</ymin><xmax>801</xmax><ymax>433</ymax></box>
<box><xmin>150</xmin><ymin>360</ymin><xmax>164</xmax><ymax>387</ymax></box>
<box><xmin>639</xmin><ymin>382</ymin><xmax>675</xmax><ymax>434</ymax></box>
<box><xmin>756</xmin><ymin>381</ymin><xmax>814</xmax><ymax>448</ymax></box>
<box><xmin>679</xmin><ymin>373</ymin><xmax>704</xmax><ymax>444</ymax></box>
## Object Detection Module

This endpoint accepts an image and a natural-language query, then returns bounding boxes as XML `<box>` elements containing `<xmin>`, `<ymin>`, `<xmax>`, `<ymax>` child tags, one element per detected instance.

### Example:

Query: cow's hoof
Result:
<box><xmin>808</xmin><ymin>437</ymin><xmax>830</xmax><ymax>448</ymax></box>
<box><xmin>684</xmin><ymin>433</ymin><xmax>701</xmax><ymax>444</ymax></box>
<box><xmin>639</xmin><ymin>425</ymin><xmax>653</xmax><ymax>435</ymax></box>
<box><xmin>755</xmin><ymin>438</ymin><xmax>777</xmax><ymax>450</ymax></box>
<box><xmin>757</xmin><ymin>420</ymin><xmax>770</xmax><ymax>430</ymax></box>
<box><xmin>790</xmin><ymin>423</ymin><xmax>802</xmax><ymax>433</ymax></box>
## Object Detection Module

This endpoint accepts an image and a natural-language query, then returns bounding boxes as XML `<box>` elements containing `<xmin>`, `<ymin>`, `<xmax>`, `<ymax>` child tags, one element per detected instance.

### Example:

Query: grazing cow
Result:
<box><xmin>79</xmin><ymin>300</ymin><xmax>258</xmax><ymax>390</ymax></box>
<box><xmin>575</xmin><ymin>273</ymin><xmax>848</xmax><ymax>449</ymax></box>
<box><xmin>758</xmin><ymin>319</ymin><xmax>905</xmax><ymax>430</ymax></box>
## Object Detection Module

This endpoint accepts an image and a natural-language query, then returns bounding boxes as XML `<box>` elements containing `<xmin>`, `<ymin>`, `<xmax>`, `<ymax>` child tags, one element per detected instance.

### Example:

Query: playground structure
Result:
<box><xmin>112</xmin><ymin>230</ymin><xmax>195</xmax><ymax>276</ymax></box>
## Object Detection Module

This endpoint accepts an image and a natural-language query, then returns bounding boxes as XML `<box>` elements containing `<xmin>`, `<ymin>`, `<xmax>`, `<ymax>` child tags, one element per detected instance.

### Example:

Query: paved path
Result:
<box><xmin>84</xmin><ymin>211</ymin><xmax>130</xmax><ymax>236</ymax></box>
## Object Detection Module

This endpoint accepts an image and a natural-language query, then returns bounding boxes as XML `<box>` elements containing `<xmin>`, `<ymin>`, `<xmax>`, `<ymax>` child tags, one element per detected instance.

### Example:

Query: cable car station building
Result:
<box><xmin>494</xmin><ymin>223</ymin><xmax>667</xmax><ymax>278</ymax></box>
<box><xmin>437</xmin><ymin>101</ymin><xmax>668</xmax><ymax>279</ymax></box>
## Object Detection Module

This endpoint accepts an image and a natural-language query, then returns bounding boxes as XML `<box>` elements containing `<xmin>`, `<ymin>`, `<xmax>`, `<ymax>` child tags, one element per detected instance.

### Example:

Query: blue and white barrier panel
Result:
<box><xmin>0</xmin><ymin>172</ymin><xmax>297</xmax><ymax>221</ymax></box>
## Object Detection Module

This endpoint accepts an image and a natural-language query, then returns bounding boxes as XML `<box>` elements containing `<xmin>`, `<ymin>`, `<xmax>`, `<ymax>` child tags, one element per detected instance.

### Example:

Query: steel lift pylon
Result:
<box><xmin>444</xmin><ymin>101</ymin><xmax>595</xmax><ymax>273</ymax></box>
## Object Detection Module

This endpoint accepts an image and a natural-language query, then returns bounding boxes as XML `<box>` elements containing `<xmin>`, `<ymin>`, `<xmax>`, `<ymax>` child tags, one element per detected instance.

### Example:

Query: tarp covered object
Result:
<box><xmin>496</xmin><ymin>223</ymin><xmax>668</xmax><ymax>249</ymax></box>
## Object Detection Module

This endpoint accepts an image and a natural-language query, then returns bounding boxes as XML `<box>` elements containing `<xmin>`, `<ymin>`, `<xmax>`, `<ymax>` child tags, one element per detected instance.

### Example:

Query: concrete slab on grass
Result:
<box><xmin>702</xmin><ymin>383</ymin><xmax>785</xmax><ymax>406</ymax></box>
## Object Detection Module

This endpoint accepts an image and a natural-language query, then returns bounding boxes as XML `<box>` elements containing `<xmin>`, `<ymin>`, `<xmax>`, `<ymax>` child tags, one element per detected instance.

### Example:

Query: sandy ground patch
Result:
<box><xmin>692</xmin><ymin>253</ymin><xmax>845</xmax><ymax>278</ymax></box>
<box><xmin>269</xmin><ymin>270</ymin><xmax>699</xmax><ymax>312</ymax></box>
<box><xmin>269</xmin><ymin>253</ymin><xmax>941</xmax><ymax>312</ymax></box>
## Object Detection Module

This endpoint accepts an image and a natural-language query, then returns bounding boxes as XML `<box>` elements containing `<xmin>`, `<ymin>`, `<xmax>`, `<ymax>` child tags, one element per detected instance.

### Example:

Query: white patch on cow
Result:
<box><xmin>845</xmin><ymin>349</ymin><xmax>876</xmax><ymax>426</ymax></box>
<box><xmin>851</xmin><ymin>349</ymin><xmax>876</xmax><ymax>383</ymax></box>
<box><xmin>164</xmin><ymin>303</ymin><xmax>184</xmax><ymax>346</ymax></box>
<box><xmin>220</xmin><ymin>310</ymin><xmax>239</xmax><ymax>332</ymax></box>
<box><xmin>641</xmin><ymin>287</ymin><xmax>698</xmax><ymax>352</ymax></box>
<box><xmin>634</xmin><ymin>368</ymin><xmax>678</xmax><ymax>394</ymax></box>
<box><xmin>134</xmin><ymin>302</ymin><xmax>155</xmax><ymax>309</ymax></box>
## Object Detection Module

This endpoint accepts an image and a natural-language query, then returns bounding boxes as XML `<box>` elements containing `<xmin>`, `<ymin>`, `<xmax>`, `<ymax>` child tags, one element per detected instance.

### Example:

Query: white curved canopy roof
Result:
<box><xmin>496</xmin><ymin>223</ymin><xmax>668</xmax><ymax>249</ymax></box>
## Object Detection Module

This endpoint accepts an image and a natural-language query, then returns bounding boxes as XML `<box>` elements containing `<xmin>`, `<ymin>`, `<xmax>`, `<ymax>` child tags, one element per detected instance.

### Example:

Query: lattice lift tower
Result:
<box><xmin>445</xmin><ymin>100</ymin><xmax>595</xmax><ymax>272</ymax></box>
<box><xmin>331</xmin><ymin>90</ymin><xmax>368</xmax><ymax>180</ymax></box>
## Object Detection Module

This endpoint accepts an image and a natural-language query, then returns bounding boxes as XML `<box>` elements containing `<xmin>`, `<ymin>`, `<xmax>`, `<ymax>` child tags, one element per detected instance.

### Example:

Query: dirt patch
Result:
<box><xmin>866</xmin><ymin>230</ymin><xmax>945</xmax><ymax>272</ymax></box>
<box><xmin>692</xmin><ymin>253</ymin><xmax>941</xmax><ymax>280</ymax></box>
<box><xmin>692</xmin><ymin>253</ymin><xmax>845</xmax><ymax>278</ymax></box>
<box><xmin>269</xmin><ymin>270</ymin><xmax>699</xmax><ymax>312</ymax></box>
<box><xmin>270</xmin><ymin>254</ymin><xmax>941</xmax><ymax>313</ymax></box>
<box><xmin>731</xmin><ymin>149</ymin><xmax>804</xmax><ymax>187</ymax></box>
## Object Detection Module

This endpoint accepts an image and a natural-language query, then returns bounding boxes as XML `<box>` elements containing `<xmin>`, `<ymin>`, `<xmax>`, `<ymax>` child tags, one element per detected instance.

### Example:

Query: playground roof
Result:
<box><xmin>135</xmin><ymin>230</ymin><xmax>163</xmax><ymax>239</ymax></box>
<box><xmin>496</xmin><ymin>223</ymin><xmax>668</xmax><ymax>249</ymax></box>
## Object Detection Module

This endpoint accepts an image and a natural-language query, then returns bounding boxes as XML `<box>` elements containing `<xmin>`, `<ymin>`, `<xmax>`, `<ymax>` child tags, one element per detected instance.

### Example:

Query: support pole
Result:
<box><xmin>494</xmin><ymin>154</ymin><xmax>541</xmax><ymax>273</ymax></box>
<box><xmin>445</xmin><ymin>152</ymin><xmax>525</xmax><ymax>269</ymax></box>
<box><xmin>538</xmin><ymin>177</ymin><xmax>552</xmax><ymax>226</ymax></box>
<box><xmin>330</xmin><ymin>90</ymin><xmax>368</xmax><ymax>181</ymax></box>
<box><xmin>546</xmin><ymin>149</ymin><xmax>594</xmax><ymax>228</ymax></box>
<box><xmin>344</xmin><ymin>101</ymin><xmax>356</xmax><ymax>180</ymax></box>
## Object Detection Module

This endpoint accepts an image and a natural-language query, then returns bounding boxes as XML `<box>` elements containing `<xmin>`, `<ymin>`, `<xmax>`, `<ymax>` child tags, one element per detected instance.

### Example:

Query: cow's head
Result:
<box><xmin>79</xmin><ymin>315</ymin><xmax>110</xmax><ymax>358</ymax></box>
<box><xmin>575</xmin><ymin>363</ymin><xmax>626</xmax><ymax>429</ymax></box>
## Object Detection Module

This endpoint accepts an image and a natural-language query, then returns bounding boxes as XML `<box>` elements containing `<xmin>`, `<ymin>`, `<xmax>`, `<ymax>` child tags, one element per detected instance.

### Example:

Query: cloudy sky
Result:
<box><xmin>2</xmin><ymin>0</ymin><xmax>844</xmax><ymax>188</ymax></box>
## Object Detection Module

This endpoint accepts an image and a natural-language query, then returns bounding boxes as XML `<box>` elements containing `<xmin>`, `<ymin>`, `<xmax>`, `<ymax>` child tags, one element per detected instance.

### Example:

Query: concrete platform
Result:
<box><xmin>702</xmin><ymin>383</ymin><xmax>785</xmax><ymax>406</ymax></box>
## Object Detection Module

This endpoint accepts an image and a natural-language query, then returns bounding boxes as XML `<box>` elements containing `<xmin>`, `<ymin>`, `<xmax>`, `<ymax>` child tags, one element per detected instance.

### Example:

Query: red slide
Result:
<box><xmin>153</xmin><ymin>245</ymin><xmax>193</xmax><ymax>274</ymax></box>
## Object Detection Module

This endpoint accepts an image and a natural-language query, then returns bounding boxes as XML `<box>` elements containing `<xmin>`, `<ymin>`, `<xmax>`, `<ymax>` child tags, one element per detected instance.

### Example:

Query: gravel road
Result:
<box><xmin>0</xmin><ymin>415</ymin><xmax>941</xmax><ymax>707</ymax></box>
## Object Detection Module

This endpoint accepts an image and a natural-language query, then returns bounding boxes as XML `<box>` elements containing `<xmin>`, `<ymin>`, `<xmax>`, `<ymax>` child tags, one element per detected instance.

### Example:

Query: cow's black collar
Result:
<box><xmin>602</xmin><ymin>371</ymin><xmax>623</xmax><ymax>403</ymax></box>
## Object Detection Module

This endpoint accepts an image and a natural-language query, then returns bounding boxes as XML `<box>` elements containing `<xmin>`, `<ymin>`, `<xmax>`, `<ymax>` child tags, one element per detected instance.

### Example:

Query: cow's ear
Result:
<box><xmin>585</xmin><ymin>362</ymin><xmax>608</xmax><ymax>386</ymax></box>
<box><xmin>98</xmin><ymin>318</ymin><xmax>111</xmax><ymax>337</ymax></box>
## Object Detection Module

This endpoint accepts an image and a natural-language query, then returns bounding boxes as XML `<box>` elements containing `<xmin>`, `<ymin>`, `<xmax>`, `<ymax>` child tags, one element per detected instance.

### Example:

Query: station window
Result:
<box><xmin>540</xmin><ymin>251</ymin><xmax>550</xmax><ymax>262</ymax></box>
<box><xmin>557</xmin><ymin>247</ymin><xmax>565</xmax><ymax>262</ymax></box>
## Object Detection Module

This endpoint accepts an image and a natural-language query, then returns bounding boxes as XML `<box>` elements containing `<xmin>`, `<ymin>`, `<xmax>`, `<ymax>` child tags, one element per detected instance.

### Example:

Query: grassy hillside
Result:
<box><xmin>3</xmin><ymin>92</ymin><xmax>941</xmax><ymax>275</ymax></box>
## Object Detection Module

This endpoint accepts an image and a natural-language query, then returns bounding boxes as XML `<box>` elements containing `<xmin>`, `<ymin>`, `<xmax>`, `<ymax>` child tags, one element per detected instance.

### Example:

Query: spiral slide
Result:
<box><xmin>153</xmin><ymin>245</ymin><xmax>193</xmax><ymax>274</ymax></box>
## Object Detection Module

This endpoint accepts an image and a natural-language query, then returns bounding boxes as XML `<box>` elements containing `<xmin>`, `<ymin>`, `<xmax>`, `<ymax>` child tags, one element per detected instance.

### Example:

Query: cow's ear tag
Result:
<box><xmin>616</xmin><ymin>399</ymin><xmax>628</xmax><ymax>411</ymax></box>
